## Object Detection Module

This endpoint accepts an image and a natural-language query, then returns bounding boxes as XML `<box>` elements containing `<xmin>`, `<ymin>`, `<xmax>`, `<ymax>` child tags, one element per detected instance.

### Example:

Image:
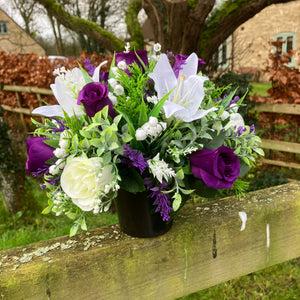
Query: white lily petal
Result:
<box><xmin>179</xmin><ymin>53</ymin><xmax>198</xmax><ymax>78</ymax></box>
<box><xmin>148</xmin><ymin>54</ymin><xmax>177</xmax><ymax>99</ymax></box>
<box><xmin>163</xmin><ymin>101</ymin><xmax>185</xmax><ymax>119</ymax></box>
<box><xmin>179</xmin><ymin>107</ymin><xmax>217</xmax><ymax>122</ymax></box>
<box><xmin>92</xmin><ymin>60</ymin><xmax>108</xmax><ymax>82</ymax></box>
<box><xmin>32</xmin><ymin>105</ymin><xmax>64</xmax><ymax>117</ymax></box>
<box><xmin>51</xmin><ymin>79</ymin><xmax>84</xmax><ymax>117</ymax></box>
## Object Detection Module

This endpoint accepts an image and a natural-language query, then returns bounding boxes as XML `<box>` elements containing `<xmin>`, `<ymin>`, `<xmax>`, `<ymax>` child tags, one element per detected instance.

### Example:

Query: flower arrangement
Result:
<box><xmin>26</xmin><ymin>43</ymin><xmax>263</xmax><ymax>236</ymax></box>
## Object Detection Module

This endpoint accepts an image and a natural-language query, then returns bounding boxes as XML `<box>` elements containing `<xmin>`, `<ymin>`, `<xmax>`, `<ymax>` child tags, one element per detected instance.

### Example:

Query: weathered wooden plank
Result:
<box><xmin>254</xmin><ymin>103</ymin><xmax>300</xmax><ymax>115</ymax></box>
<box><xmin>262</xmin><ymin>158</ymin><xmax>300</xmax><ymax>169</ymax></box>
<box><xmin>1</xmin><ymin>85</ymin><xmax>53</xmax><ymax>95</ymax></box>
<box><xmin>260</xmin><ymin>139</ymin><xmax>300</xmax><ymax>154</ymax></box>
<box><xmin>0</xmin><ymin>104</ymin><xmax>31</xmax><ymax>115</ymax></box>
<box><xmin>0</xmin><ymin>182</ymin><xmax>299</xmax><ymax>300</ymax></box>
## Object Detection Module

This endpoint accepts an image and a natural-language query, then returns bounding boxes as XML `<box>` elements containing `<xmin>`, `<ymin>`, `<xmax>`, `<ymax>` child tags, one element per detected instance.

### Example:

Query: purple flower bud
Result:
<box><xmin>189</xmin><ymin>146</ymin><xmax>240</xmax><ymax>189</ymax></box>
<box><xmin>77</xmin><ymin>82</ymin><xmax>115</xmax><ymax>118</ymax></box>
<box><xmin>26</xmin><ymin>137</ymin><xmax>55</xmax><ymax>175</ymax></box>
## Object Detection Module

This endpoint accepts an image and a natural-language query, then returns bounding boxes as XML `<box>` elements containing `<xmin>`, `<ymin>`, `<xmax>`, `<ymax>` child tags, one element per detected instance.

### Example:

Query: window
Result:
<box><xmin>274</xmin><ymin>33</ymin><xmax>296</xmax><ymax>67</ymax></box>
<box><xmin>213</xmin><ymin>39</ymin><xmax>229</xmax><ymax>69</ymax></box>
<box><xmin>0</xmin><ymin>21</ymin><xmax>8</xmax><ymax>34</ymax></box>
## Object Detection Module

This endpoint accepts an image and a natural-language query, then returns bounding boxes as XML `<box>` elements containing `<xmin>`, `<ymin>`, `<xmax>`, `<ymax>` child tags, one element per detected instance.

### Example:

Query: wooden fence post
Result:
<box><xmin>0</xmin><ymin>182</ymin><xmax>299</xmax><ymax>300</ymax></box>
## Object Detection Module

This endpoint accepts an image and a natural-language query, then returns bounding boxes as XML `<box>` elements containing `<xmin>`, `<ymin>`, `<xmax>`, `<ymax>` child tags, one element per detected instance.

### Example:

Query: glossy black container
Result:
<box><xmin>115</xmin><ymin>189</ymin><xmax>172</xmax><ymax>238</ymax></box>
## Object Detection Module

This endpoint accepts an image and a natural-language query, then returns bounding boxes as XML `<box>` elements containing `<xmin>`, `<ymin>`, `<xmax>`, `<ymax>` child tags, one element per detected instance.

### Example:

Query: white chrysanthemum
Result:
<box><xmin>148</xmin><ymin>154</ymin><xmax>176</xmax><ymax>183</ymax></box>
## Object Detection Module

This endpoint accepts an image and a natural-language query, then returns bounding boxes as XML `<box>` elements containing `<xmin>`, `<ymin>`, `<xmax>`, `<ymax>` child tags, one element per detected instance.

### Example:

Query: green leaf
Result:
<box><xmin>90</xmin><ymin>138</ymin><xmax>103</xmax><ymax>148</ymax></box>
<box><xmin>41</xmin><ymin>206</ymin><xmax>51</xmax><ymax>214</ymax></box>
<box><xmin>102</xmin><ymin>151</ymin><xmax>112</xmax><ymax>165</ymax></box>
<box><xmin>72</xmin><ymin>134</ymin><xmax>78</xmax><ymax>150</ymax></box>
<box><xmin>221</xmin><ymin>88</ymin><xmax>238</xmax><ymax>108</ymax></box>
<box><xmin>172</xmin><ymin>194</ymin><xmax>181</xmax><ymax>212</ymax></box>
<box><xmin>115</xmin><ymin>108</ymin><xmax>136</xmax><ymax>136</ymax></box>
<box><xmin>69</xmin><ymin>222</ymin><xmax>79</xmax><ymax>237</ymax></box>
<box><xmin>138</xmin><ymin>100</ymin><xmax>148</xmax><ymax>127</ymax></box>
<box><xmin>149</xmin><ymin>87</ymin><xmax>175</xmax><ymax>118</ymax></box>
<box><xmin>43</xmin><ymin>139</ymin><xmax>59</xmax><ymax>148</ymax></box>
<box><xmin>79</xmin><ymin>130</ymin><xmax>91</xmax><ymax>139</ymax></box>
<box><xmin>253</xmin><ymin>147</ymin><xmax>264</xmax><ymax>156</ymax></box>
<box><xmin>66</xmin><ymin>212</ymin><xmax>78</xmax><ymax>220</ymax></box>
<box><xmin>80</xmin><ymin>217</ymin><xmax>87</xmax><ymax>231</ymax></box>
<box><xmin>78</xmin><ymin>63</ymin><xmax>93</xmax><ymax>84</ymax></box>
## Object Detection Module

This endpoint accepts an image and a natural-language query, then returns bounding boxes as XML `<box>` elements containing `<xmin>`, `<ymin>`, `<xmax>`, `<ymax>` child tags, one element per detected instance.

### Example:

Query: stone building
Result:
<box><xmin>214</xmin><ymin>1</ymin><xmax>300</xmax><ymax>82</ymax></box>
<box><xmin>0</xmin><ymin>8</ymin><xmax>45</xmax><ymax>55</ymax></box>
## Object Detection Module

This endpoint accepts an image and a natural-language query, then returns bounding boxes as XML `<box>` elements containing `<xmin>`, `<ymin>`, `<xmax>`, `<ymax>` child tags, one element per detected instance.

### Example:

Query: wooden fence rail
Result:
<box><xmin>0</xmin><ymin>181</ymin><xmax>299</xmax><ymax>300</ymax></box>
<box><xmin>254</xmin><ymin>103</ymin><xmax>300</xmax><ymax>169</ymax></box>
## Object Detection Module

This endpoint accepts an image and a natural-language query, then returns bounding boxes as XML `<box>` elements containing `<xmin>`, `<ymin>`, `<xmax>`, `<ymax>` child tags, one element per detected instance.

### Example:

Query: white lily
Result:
<box><xmin>32</xmin><ymin>61</ymin><xmax>107</xmax><ymax>118</ymax></box>
<box><xmin>149</xmin><ymin>53</ymin><xmax>216</xmax><ymax>122</ymax></box>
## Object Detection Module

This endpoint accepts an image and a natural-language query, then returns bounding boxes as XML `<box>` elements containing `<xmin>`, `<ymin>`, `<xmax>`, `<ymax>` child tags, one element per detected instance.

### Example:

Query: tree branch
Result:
<box><xmin>200</xmin><ymin>0</ymin><xmax>297</xmax><ymax>63</ymax></box>
<box><xmin>36</xmin><ymin>0</ymin><xmax>125</xmax><ymax>52</ymax></box>
<box><xmin>125</xmin><ymin>0</ymin><xmax>145</xmax><ymax>50</ymax></box>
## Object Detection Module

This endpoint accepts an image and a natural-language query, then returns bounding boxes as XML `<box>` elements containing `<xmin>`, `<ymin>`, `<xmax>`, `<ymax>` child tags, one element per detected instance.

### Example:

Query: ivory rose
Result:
<box><xmin>60</xmin><ymin>157</ymin><xmax>114</xmax><ymax>211</ymax></box>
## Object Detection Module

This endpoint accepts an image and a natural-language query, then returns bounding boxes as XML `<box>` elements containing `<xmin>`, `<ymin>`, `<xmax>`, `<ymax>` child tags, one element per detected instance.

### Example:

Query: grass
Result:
<box><xmin>0</xmin><ymin>177</ymin><xmax>118</xmax><ymax>251</ymax></box>
<box><xmin>250</xmin><ymin>82</ymin><xmax>272</xmax><ymax>97</ymax></box>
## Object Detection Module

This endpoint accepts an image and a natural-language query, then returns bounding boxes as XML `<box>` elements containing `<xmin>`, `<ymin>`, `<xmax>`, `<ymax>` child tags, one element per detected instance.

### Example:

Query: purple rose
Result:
<box><xmin>189</xmin><ymin>146</ymin><xmax>240</xmax><ymax>189</ymax></box>
<box><xmin>77</xmin><ymin>82</ymin><xmax>115</xmax><ymax>118</ymax></box>
<box><xmin>26</xmin><ymin>137</ymin><xmax>55</xmax><ymax>175</ymax></box>
<box><xmin>173</xmin><ymin>54</ymin><xmax>206</xmax><ymax>78</ymax></box>
<box><xmin>115</xmin><ymin>50</ymin><xmax>149</xmax><ymax>75</ymax></box>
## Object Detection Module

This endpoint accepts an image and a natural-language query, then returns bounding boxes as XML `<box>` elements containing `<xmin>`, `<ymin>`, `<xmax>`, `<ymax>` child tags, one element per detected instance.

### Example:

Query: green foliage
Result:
<box><xmin>215</xmin><ymin>72</ymin><xmax>255</xmax><ymax>125</ymax></box>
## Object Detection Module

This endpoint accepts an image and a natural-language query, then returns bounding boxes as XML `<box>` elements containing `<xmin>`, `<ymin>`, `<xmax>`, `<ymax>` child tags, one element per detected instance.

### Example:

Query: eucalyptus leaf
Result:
<box><xmin>69</xmin><ymin>222</ymin><xmax>79</xmax><ymax>237</ymax></box>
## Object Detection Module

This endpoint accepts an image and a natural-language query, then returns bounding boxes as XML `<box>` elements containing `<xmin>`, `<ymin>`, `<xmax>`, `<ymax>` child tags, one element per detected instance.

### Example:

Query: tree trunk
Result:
<box><xmin>0</xmin><ymin>169</ymin><xmax>24</xmax><ymax>214</ymax></box>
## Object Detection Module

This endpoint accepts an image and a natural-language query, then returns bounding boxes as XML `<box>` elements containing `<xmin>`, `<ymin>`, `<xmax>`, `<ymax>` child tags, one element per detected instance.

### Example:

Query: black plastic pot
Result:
<box><xmin>115</xmin><ymin>189</ymin><xmax>172</xmax><ymax>238</ymax></box>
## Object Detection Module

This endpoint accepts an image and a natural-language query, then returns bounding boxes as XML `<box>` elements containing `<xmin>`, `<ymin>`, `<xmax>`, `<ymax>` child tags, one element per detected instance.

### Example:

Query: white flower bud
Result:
<box><xmin>108</xmin><ymin>92</ymin><xmax>118</xmax><ymax>105</ymax></box>
<box><xmin>108</xmin><ymin>78</ymin><xmax>118</xmax><ymax>89</ymax></box>
<box><xmin>114</xmin><ymin>84</ymin><xmax>124</xmax><ymax>96</ymax></box>
<box><xmin>135</xmin><ymin>128</ymin><xmax>147</xmax><ymax>141</ymax></box>
<box><xmin>117</xmin><ymin>61</ymin><xmax>127</xmax><ymax>70</ymax></box>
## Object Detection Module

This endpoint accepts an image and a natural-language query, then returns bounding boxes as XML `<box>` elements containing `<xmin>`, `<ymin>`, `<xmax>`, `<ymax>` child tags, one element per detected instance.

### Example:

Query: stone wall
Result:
<box><xmin>232</xmin><ymin>1</ymin><xmax>300</xmax><ymax>82</ymax></box>
<box><xmin>0</xmin><ymin>9</ymin><xmax>45</xmax><ymax>56</ymax></box>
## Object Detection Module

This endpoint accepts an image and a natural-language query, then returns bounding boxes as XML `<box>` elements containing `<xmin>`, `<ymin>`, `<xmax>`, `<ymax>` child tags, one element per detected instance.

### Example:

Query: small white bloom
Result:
<box><xmin>153</xmin><ymin>43</ymin><xmax>161</xmax><ymax>52</ymax></box>
<box><xmin>146</xmin><ymin>95</ymin><xmax>158</xmax><ymax>105</ymax></box>
<box><xmin>54</xmin><ymin>148</ymin><xmax>68</xmax><ymax>158</ymax></box>
<box><xmin>148</xmin><ymin>154</ymin><xmax>176</xmax><ymax>183</ymax></box>
<box><xmin>108</xmin><ymin>92</ymin><xmax>118</xmax><ymax>105</ymax></box>
<box><xmin>135</xmin><ymin>128</ymin><xmax>147</xmax><ymax>141</ymax></box>
<box><xmin>49</xmin><ymin>164</ymin><xmax>59</xmax><ymax>175</ymax></box>
<box><xmin>125</xmin><ymin>42</ymin><xmax>130</xmax><ymax>53</ymax></box>
<box><xmin>111</xmin><ymin>67</ymin><xmax>119</xmax><ymax>76</ymax></box>
<box><xmin>114</xmin><ymin>84</ymin><xmax>124</xmax><ymax>96</ymax></box>
<box><xmin>117</xmin><ymin>60</ymin><xmax>127</xmax><ymax>70</ymax></box>
<box><xmin>108</xmin><ymin>78</ymin><xmax>118</xmax><ymax>89</ymax></box>
<box><xmin>148</xmin><ymin>116</ymin><xmax>158</xmax><ymax>125</ymax></box>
